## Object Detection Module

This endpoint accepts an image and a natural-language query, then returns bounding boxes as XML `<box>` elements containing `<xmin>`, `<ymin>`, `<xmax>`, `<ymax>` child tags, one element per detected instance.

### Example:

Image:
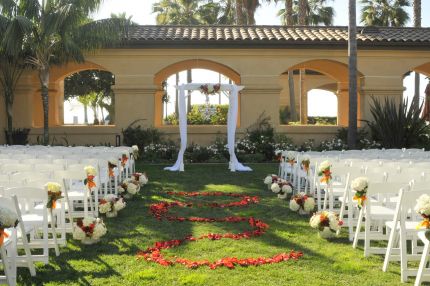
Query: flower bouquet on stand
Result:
<box><xmin>45</xmin><ymin>182</ymin><xmax>63</xmax><ymax>210</ymax></box>
<box><xmin>415</xmin><ymin>194</ymin><xmax>430</xmax><ymax>233</ymax></box>
<box><xmin>290</xmin><ymin>192</ymin><xmax>315</xmax><ymax>215</ymax></box>
<box><xmin>131</xmin><ymin>172</ymin><xmax>148</xmax><ymax>187</ymax></box>
<box><xmin>286</xmin><ymin>151</ymin><xmax>296</xmax><ymax>166</ymax></box>
<box><xmin>118</xmin><ymin>179</ymin><xmax>140</xmax><ymax>199</ymax></box>
<box><xmin>301</xmin><ymin>155</ymin><xmax>311</xmax><ymax>175</ymax></box>
<box><xmin>264</xmin><ymin>174</ymin><xmax>279</xmax><ymax>191</ymax></box>
<box><xmin>108</xmin><ymin>158</ymin><xmax>118</xmax><ymax>178</ymax></box>
<box><xmin>309</xmin><ymin>211</ymin><xmax>343</xmax><ymax>239</ymax></box>
<box><xmin>271</xmin><ymin>180</ymin><xmax>293</xmax><ymax>200</ymax></box>
<box><xmin>351</xmin><ymin>177</ymin><xmax>369</xmax><ymax>209</ymax></box>
<box><xmin>0</xmin><ymin>206</ymin><xmax>19</xmax><ymax>246</ymax></box>
<box><xmin>73</xmin><ymin>217</ymin><xmax>107</xmax><ymax>245</ymax></box>
<box><xmin>99</xmin><ymin>194</ymin><xmax>126</xmax><ymax>218</ymax></box>
<box><xmin>132</xmin><ymin>145</ymin><xmax>139</xmax><ymax>160</ymax></box>
<box><xmin>318</xmin><ymin>161</ymin><xmax>332</xmax><ymax>185</ymax></box>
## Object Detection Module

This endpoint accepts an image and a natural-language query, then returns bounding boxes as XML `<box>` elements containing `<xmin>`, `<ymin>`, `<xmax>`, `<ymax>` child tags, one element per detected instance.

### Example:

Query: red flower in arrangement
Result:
<box><xmin>137</xmin><ymin>191</ymin><xmax>304</xmax><ymax>270</ymax></box>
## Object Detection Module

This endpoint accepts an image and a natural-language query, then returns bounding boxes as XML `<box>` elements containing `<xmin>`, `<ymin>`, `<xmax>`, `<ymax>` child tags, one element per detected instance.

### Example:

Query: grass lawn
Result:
<box><xmin>17</xmin><ymin>163</ymin><xmax>410</xmax><ymax>286</ymax></box>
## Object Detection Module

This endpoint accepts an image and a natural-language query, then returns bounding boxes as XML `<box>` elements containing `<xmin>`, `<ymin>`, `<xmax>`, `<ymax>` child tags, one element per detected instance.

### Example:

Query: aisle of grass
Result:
<box><xmin>17</xmin><ymin>163</ymin><xmax>408</xmax><ymax>286</ymax></box>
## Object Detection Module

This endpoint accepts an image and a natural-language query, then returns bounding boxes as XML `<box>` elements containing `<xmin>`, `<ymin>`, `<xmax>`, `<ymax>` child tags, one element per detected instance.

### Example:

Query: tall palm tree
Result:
<box><xmin>348</xmin><ymin>0</ymin><xmax>358</xmax><ymax>149</ymax></box>
<box><xmin>235</xmin><ymin>0</ymin><xmax>246</xmax><ymax>24</ymax></box>
<box><xmin>153</xmin><ymin>0</ymin><xmax>203</xmax><ymax>24</ymax></box>
<box><xmin>278</xmin><ymin>0</ymin><xmax>335</xmax><ymax>26</ymax></box>
<box><xmin>0</xmin><ymin>3</ymin><xmax>29</xmax><ymax>144</ymax></box>
<box><xmin>2</xmin><ymin>0</ymin><xmax>124</xmax><ymax>145</ymax></box>
<box><xmin>298</xmin><ymin>0</ymin><xmax>307</xmax><ymax>25</ymax></box>
<box><xmin>412</xmin><ymin>0</ymin><xmax>421</xmax><ymax>109</ymax></box>
<box><xmin>360</xmin><ymin>0</ymin><xmax>410</xmax><ymax>27</ymax></box>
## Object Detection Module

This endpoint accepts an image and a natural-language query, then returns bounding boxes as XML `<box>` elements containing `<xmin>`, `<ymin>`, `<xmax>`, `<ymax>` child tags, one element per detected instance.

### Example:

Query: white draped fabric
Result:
<box><xmin>164</xmin><ymin>83</ymin><xmax>252</xmax><ymax>172</ymax></box>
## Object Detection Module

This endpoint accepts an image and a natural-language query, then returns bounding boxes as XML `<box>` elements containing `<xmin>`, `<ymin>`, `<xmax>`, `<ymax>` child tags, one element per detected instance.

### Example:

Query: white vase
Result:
<box><xmin>81</xmin><ymin>237</ymin><xmax>100</xmax><ymax>245</ymax></box>
<box><xmin>318</xmin><ymin>227</ymin><xmax>335</xmax><ymax>239</ymax></box>
<box><xmin>124</xmin><ymin>193</ymin><xmax>133</xmax><ymax>199</ymax></box>
<box><xmin>106</xmin><ymin>211</ymin><xmax>118</xmax><ymax>218</ymax></box>
<box><xmin>298</xmin><ymin>209</ymin><xmax>308</xmax><ymax>215</ymax></box>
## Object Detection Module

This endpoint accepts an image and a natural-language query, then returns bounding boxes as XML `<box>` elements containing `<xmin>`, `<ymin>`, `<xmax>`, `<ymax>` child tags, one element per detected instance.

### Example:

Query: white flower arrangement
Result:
<box><xmin>132</xmin><ymin>173</ymin><xmax>148</xmax><ymax>186</ymax></box>
<box><xmin>264</xmin><ymin>174</ymin><xmax>277</xmax><ymax>185</ymax></box>
<box><xmin>318</xmin><ymin>160</ymin><xmax>331</xmax><ymax>173</ymax></box>
<box><xmin>73</xmin><ymin>217</ymin><xmax>107</xmax><ymax>241</ymax></box>
<box><xmin>99</xmin><ymin>194</ymin><xmax>126</xmax><ymax>216</ymax></box>
<box><xmin>271</xmin><ymin>179</ymin><xmax>293</xmax><ymax>200</ymax></box>
<box><xmin>132</xmin><ymin>145</ymin><xmax>139</xmax><ymax>159</ymax></box>
<box><xmin>415</xmin><ymin>194</ymin><xmax>430</xmax><ymax>229</ymax></box>
<box><xmin>351</xmin><ymin>177</ymin><xmax>369</xmax><ymax>209</ymax></box>
<box><xmin>84</xmin><ymin>166</ymin><xmax>97</xmax><ymax>176</ymax></box>
<box><xmin>119</xmin><ymin>179</ymin><xmax>140</xmax><ymax>196</ymax></box>
<box><xmin>0</xmin><ymin>207</ymin><xmax>19</xmax><ymax>230</ymax></box>
<box><xmin>286</xmin><ymin>151</ymin><xmax>296</xmax><ymax>162</ymax></box>
<box><xmin>108</xmin><ymin>158</ymin><xmax>118</xmax><ymax>166</ymax></box>
<box><xmin>44</xmin><ymin>182</ymin><xmax>63</xmax><ymax>209</ymax></box>
<box><xmin>309</xmin><ymin>211</ymin><xmax>343</xmax><ymax>239</ymax></box>
<box><xmin>290</xmin><ymin>192</ymin><xmax>315</xmax><ymax>213</ymax></box>
<box><xmin>114</xmin><ymin>198</ymin><xmax>126</xmax><ymax>212</ymax></box>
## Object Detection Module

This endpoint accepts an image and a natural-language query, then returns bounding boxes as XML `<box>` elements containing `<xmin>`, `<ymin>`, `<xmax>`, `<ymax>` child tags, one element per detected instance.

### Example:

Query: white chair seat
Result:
<box><xmin>20</xmin><ymin>214</ymin><xmax>44</xmax><ymax>225</ymax></box>
<box><xmin>369</xmin><ymin>205</ymin><xmax>395</xmax><ymax>218</ymax></box>
<box><xmin>386</xmin><ymin>220</ymin><xmax>420</xmax><ymax>231</ymax></box>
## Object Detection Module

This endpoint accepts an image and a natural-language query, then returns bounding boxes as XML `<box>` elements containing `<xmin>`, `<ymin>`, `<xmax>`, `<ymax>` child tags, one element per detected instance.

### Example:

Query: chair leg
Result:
<box><xmin>50</xmin><ymin>210</ymin><xmax>60</xmax><ymax>257</ymax></box>
<box><xmin>364</xmin><ymin>214</ymin><xmax>370</xmax><ymax>257</ymax></box>
<box><xmin>400</xmin><ymin>229</ymin><xmax>409</xmax><ymax>283</ymax></box>
<box><xmin>415</xmin><ymin>239</ymin><xmax>430</xmax><ymax>286</ymax></box>
<box><xmin>383</xmin><ymin>224</ymin><xmax>397</xmax><ymax>272</ymax></box>
<box><xmin>353</xmin><ymin>209</ymin><xmax>364</xmax><ymax>249</ymax></box>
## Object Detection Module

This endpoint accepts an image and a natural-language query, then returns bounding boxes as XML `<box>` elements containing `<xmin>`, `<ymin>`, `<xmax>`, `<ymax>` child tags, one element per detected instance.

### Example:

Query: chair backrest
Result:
<box><xmin>7</xmin><ymin>187</ymin><xmax>48</xmax><ymax>214</ymax></box>
<box><xmin>35</xmin><ymin>164</ymin><xmax>64</xmax><ymax>172</ymax></box>
<box><xmin>3</xmin><ymin>164</ymin><xmax>33</xmax><ymax>173</ymax></box>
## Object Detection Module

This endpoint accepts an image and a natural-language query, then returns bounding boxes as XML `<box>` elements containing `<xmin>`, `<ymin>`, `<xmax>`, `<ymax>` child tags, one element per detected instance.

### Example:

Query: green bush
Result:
<box><xmin>142</xmin><ymin>142</ymin><xmax>178</xmax><ymax>162</ymax></box>
<box><xmin>122</xmin><ymin>120</ymin><xmax>163</xmax><ymax>153</ymax></box>
<box><xmin>4</xmin><ymin>128</ymin><xmax>31</xmax><ymax>145</ymax></box>
<box><xmin>363</xmin><ymin>97</ymin><xmax>430</xmax><ymax>148</ymax></box>
<box><xmin>185</xmin><ymin>143</ymin><xmax>214</xmax><ymax>163</ymax></box>
<box><xmin>308</xmin><ymin>116</ymin><xmax>337</xmax><ymax>125</ymax></box>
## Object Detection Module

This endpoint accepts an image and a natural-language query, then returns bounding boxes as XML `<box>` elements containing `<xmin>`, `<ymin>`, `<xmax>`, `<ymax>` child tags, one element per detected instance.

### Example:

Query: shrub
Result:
<box><xmin>142</xmin><ymin>142</ymin><xmax>178</xmax><ymax>162</ymax></box>
<box><xmin>4</xmin><ymin>128</ymin><xmax>30</xmax><ymax>145</ymax></box>
<box><xmin>185</xmin><ymin>143</ymin><xmax>214</xmax><ymax>163</ymax></box>
<box><xmin>363</xmin><ymin>97</ymin><xmax>430</xmax><ymax>148</ymax></box>
<box><xmin>122</xmin><ymin>120</ymin><xmax>163</xmax><ymax>153</ymax></box>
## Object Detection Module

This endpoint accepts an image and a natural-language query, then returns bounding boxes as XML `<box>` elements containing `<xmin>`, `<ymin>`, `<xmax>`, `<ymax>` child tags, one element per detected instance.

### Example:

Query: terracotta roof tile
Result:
<box><xmin>125</xmin><ymin>25</ymin><xmax>430</xmax><ymax>48</ymax></box>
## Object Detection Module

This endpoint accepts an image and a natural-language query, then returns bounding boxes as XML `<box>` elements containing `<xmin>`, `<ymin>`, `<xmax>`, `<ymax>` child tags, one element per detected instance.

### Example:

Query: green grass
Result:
<box><xmin>17</xmin><ymin>163</ymin><xmax>411</xmax><ymax>286</ymax></box>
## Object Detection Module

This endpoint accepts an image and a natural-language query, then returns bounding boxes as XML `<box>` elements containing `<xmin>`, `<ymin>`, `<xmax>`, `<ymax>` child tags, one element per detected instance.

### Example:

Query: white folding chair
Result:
<box><xmin>415</xmin><ymin>231</ymin><xmax>430</xmax><ymax>286</ymax></box>
<box><xmin>0</xmin><ymin>232</ymin><xmax>17</xmax><ymax>286</ymax></box>
<box><xmin>0</xmin><ymin>197</ymin><xmax>35</xmax><ymax>277</ymax></box>
<box><xmin>383</xmin><ymin>188</ymin><xmax>429</xmax><ymax>283</ymax></box>
<box><xmin>353</xmin><ymin>181</ymin><xmax>409</xmax><ymax>257</ymax></box>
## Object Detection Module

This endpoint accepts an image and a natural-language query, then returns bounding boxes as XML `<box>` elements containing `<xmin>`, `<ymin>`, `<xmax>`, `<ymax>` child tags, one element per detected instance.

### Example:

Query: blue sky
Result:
<box><xmin>95</xmin><ymin>0</ymin><xmax>429</xmax><ymax>26</ymax></box>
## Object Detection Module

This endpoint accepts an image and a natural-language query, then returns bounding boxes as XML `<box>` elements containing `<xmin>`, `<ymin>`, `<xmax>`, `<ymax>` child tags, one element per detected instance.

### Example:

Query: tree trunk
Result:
<box><xmin>84</xmin><ymin>104</ymin><xmax>88</xmax><ymax>124</ymax></box>
<box><xmin>235</xmin><ymin>0</ymin><xmax>245</xmax><ymax>25</ymax></box>
<box><xmin>347</xmin><ymin>0</ymin><xmax>358</xmax><ymax>149</ymax></box>
<box><xmin>298</xmin><ymin>0</ymin><xmax>307</xmax><ymax>25</ymax></box>
<box><xmin>187</xmin><ymin>69</ymin><xmax>192</xmax><ymax>113</ymax></box>
<box><xmin>39</xmin><ymin>68</ymin><xmax>50</xmax><ymax>146</ymax></box>
<box><xmin>5</xmin><ymin>91</ymin><xmax>13</xmax><ymax>145</ymax></box>
<box><xmin>286</xmin><ymin>0</ymin><xmax>294</xmax><ymax>25</ymax></box>
<box><xmin>412</xmin><ymin>0</ymin><xmax>421</xmax><ymax>109</ymax></box>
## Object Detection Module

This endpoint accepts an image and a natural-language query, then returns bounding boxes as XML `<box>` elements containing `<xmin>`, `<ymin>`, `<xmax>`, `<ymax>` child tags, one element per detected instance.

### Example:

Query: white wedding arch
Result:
<box><xmin>164</xmin><ymin>83</ymin><xmax>252</xmax><ymax>172</ymax></box>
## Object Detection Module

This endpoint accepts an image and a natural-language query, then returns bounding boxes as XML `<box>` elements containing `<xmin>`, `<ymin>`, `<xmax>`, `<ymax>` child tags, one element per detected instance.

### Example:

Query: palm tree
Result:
<box><xmin>235</xmin><ymin>0</ymin><xmax>246</xmax><ymax>24</ymax></box>
<box><xmin>2</xmin><ymin>0</ymin><xmax>124</xmax><ymax>145</ymax></box>
<box><xmin>412</xmin><ymin>0</ymin><xmax>421</xmax><ymax>109</ymax></box>
<box><xmin>348</xmin><ymin>0</ymin><xmax>358</xmax><ymax>149</ymax></box>
<box><xmin>360</xmin><ymin>0</ymin><xmax>410</xmax><ymax>27</ymax></box>
<box><xmin>278</xmin><ymin>0</ymin><xmax>335</xmax><ymax>25</ymax></box>
<box><xmin>153</xmin><ymin>0</ymin><xmax>203</xmax><ymax>24</ymax></box>
<box><xmin>0</xmin><ymin>3</ymin><xmax>29</xmax><ymax>144</ymax></box>
<box><xmin>298</xmin><ymin>0</ymin><xmax>307</xmax><ymax>25</ymax></box>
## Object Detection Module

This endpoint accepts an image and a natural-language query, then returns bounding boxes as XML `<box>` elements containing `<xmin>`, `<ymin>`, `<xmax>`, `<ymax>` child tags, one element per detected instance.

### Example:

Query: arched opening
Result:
<box><xmin>154</xmin><ymin>59</ymin><xmax>241</xmax><ymax>127</ymax></box>
<box><xmin>63</xmin><ymin>70</ymin><xmax>115</xmax><ymax>125</ymax></box>
<box><xmin>279</xmin><ymin>59</ymin><xmax>363</xmax><ymax>126</ymax></box>
<box><xmin>31</xmin><ymin>61</ymin><xmax>112</xmax><ymax>127</ymax></box>
<box><xmin>403</xmin><ymin>63</ymin><xmax>430</xmax><ymax>115</ymax></box>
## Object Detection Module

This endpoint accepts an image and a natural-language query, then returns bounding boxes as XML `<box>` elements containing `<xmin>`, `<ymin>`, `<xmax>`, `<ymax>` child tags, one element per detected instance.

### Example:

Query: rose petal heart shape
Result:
<box><xmin>137</xmin><ymin>191</ymin><xmax>303</xmax><ymax>269</ymax></box>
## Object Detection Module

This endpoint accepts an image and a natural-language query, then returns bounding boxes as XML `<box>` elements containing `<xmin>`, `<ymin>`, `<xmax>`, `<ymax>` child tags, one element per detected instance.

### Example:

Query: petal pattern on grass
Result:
<box><xmin>137</xmin><ymin>191</ymin><xmax>303</xmax><ymax>269</ymax></box>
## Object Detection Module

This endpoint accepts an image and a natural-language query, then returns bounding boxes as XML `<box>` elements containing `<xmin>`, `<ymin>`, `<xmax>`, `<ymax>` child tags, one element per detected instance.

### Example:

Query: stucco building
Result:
<box><xmin>1</xmin><ymin>25</ymin><xmax>430</xmax><ymax>145</ymax></box>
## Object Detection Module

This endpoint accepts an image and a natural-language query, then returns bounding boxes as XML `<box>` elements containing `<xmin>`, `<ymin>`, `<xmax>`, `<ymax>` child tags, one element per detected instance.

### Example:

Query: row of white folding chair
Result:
<box><xmin>383</xmin><ymin>186</ymin><xmax>429</xmax><ymax>283</ymax></box>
